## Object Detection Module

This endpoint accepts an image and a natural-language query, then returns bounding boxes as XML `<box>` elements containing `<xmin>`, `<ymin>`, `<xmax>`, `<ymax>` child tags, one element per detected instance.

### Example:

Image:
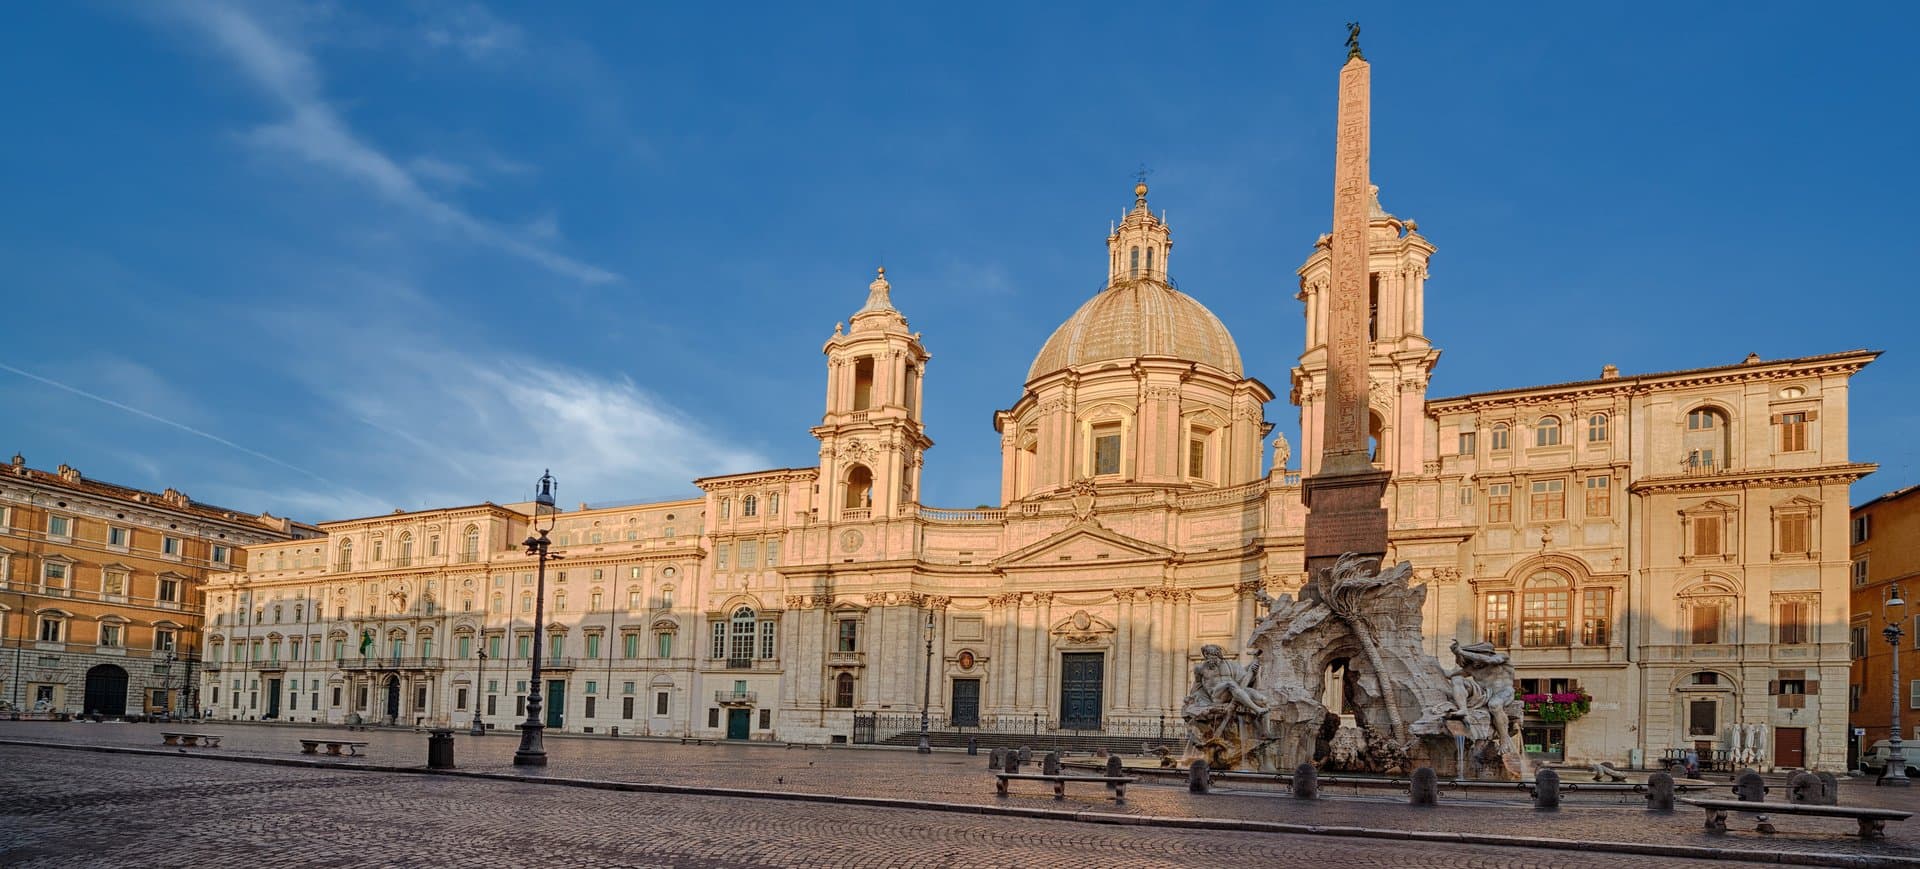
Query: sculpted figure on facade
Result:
<box><xmin>1181</xmin><ymin>643</ymin><xmax>1274</xmax><ymax>770</ymax></box>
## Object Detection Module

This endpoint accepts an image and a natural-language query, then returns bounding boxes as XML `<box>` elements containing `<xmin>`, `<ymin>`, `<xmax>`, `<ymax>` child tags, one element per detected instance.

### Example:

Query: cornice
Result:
<box><xmin>1628</xmin><ymin>462</ymin><xmax>1878</xmax><ymax>495</ymax></box>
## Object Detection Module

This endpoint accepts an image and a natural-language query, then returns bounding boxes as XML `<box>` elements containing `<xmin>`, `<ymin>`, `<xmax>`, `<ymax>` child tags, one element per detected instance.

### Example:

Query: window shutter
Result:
<box><xmin>1770</xmin><ymin>413</ymin><xmax>1782</xmax><ymax>424</ymax></box>
<box><xmin>1806</xmin><ymin>680</ymin><xmax>1820</xmax><ymax>695</ymax></box>
<box><xmin>1767</xmin><ymin>680</ymin><xmax>1779</xmax><ymax>695</ymax></box>
<box><xmin>1805</xmin><ymin>410</ymin><xmax>1818</xmax><ymax>421</ymax></box>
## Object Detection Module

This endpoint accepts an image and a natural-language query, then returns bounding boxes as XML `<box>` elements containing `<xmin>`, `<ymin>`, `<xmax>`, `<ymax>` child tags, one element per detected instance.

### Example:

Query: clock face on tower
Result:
<box><xmin>839</xmin><ymin>529</ymin><xmax>864</xmax><ymax>551</ymax></box>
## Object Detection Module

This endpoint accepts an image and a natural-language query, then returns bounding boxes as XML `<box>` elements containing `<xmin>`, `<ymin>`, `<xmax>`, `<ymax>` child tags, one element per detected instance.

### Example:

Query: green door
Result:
<box><xmin>726</xmin><ymin>708</ymin><xmax>751</xmax><ymax>740</ymax></box>
<box><xmin>546</xmin><ymin>680</ymin><xmax>565</xmax><ymax>728</ymax></box>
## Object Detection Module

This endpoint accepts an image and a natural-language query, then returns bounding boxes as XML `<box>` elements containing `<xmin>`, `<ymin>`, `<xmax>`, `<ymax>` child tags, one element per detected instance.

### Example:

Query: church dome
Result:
<box><xmin>1027</xmin><ymin>276</ymin><xmax>1244</xmax><ymax>382</ymax></box>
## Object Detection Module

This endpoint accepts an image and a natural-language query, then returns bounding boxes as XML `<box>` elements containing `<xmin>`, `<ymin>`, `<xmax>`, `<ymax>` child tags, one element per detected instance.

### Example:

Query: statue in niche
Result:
<box><xmin>1182</xmin><ymin>644</ymin><xmax>1274</xmax><ymax>770</ymax></box>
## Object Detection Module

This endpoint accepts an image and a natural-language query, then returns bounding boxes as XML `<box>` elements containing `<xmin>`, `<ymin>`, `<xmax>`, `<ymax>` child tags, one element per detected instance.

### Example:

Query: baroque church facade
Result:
<box><xmin>200</xmin><ymin>180</ymin><xmax>1875</xmax><ymax>770</ymax></box>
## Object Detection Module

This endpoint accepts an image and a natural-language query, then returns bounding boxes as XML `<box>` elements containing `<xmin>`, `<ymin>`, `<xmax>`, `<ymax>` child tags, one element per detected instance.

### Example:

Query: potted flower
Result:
<box><xmin>1522</xmin><ymin>690</ymin><xmax>1592</xmax><ymax>722</ymax></box>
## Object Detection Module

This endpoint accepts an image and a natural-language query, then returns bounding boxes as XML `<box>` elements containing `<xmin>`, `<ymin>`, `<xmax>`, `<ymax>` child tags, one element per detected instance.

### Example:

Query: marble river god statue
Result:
<box><xmin>1181</xmin><ymin>553</ymin><xmax>1525</xmax><ymax>779</ymax></box>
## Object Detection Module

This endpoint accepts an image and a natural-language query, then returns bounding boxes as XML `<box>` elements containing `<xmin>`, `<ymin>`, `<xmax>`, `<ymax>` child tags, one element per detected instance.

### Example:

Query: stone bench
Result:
<box><xmin>1681</xmin><ymin>798</ymin><xmax>1912</xmax><ymax>839</ymax></box>
<box><xmin>160</xmin><ymin>732</ymin><xmax>221</xmax><ymax>748</ymax></box>
<box><xmin>299</xmin><ymin>739</ymin><xmax>369</xmax><ymax>757</ymax></box>
<box><xmin>994</xmin><ymin>772</ymin><xmax>1136</xmax><ymax>803</ymax></box>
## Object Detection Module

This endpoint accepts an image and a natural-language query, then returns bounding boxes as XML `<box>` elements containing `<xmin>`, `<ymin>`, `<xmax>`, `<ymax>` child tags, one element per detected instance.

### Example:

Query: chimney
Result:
<box><xmin>1600</xmin><ymin>364</ymin><xmax>1619</xmax><ymax>380</ymax></box>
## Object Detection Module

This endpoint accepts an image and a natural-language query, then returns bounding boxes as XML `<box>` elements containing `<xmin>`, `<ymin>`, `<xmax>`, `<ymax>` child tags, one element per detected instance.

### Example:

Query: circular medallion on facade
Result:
<box><xmin>1071</xmin><ymin>610</ymin><xmax>1092</xmax><ymax>630</ymax></box>
<box><xmin>840</xmin><ymin>529</ymin><xmax>864</xmax><ymax>551</ymax></box>
<box><xmin>958</xmin><ymin>650</ymin><xmax>975</xmax><ymax>670</ymax></box>
<box><xmin>662</xmin><ymin>567</ymin><xmax>677</xmax><ymax>578</ymax></box>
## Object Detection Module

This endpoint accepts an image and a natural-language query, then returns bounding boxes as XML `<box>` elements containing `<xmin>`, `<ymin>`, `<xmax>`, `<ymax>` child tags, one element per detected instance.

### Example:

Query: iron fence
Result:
<box><xmin>850</xmin><ymin>711</ymin><xmax>1179</xmax><ymax>744</ymax></box>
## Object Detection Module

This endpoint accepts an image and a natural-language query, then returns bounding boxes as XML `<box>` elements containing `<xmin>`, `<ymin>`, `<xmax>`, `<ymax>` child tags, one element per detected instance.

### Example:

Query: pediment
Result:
<box><xmin>993</xmin><ymin>522</ymin><xmax>1173</xmax><ymax>570</ymax></box>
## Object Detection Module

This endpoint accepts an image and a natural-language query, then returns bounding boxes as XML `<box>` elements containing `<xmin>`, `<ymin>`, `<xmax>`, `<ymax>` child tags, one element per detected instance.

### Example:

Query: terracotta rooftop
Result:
<box><xmin>1428</xmin><ymin>349</ymin><xmax>1880</xmax><ymax>406</ymax></box>
<box><xmin>3</xmin><ymin>455</ymin><xmax>311</xmax><ymax>535</ymax></box>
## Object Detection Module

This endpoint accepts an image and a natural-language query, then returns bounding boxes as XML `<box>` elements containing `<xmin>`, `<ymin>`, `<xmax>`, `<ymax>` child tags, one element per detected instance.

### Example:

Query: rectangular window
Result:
<box><xmin>458</xmin><ymin>635</ymin><xmax>471</xmax><ymax>658</ymax></box>
<box><xmin>163</xmin><ymin>536</ymin><xmax>181</xmax><ymax>556</ymax></box>
<box><xmin>211</xmin><ymin>545</ymin><xmax>229</xmax><ymax>564</ymax></box>
<box><xmin>765</xmin><ymin>540</ymin><xmax>779</xmax><ymax>567</ymax></box>
<box><xmin>103</xmin><ymin>571</ymin><xmax>126</xmax><ymax>596</ymax></box>
<box><xmin>100</xmin><ymin>623</ymin><xmax>122</xmax><ymax>647</ymax></box>
<box><xmin>1852</xmin><ymin>558</ymin><xmax>1870</xmax><ymax>587</ymax></box>
<box><xmin>759</xmin><ymin>620</ymin><xmax>776</xmax><ymax>659</ymax></box>
<box><xmin>1587</xmin><ymin>414</ymin><xmax>1608</xmax><ymax>442</ymax></box>
<box><xmin>1851</xmin><ymin>626</ymin><xmax>1868</xmax><ymax>659</ymax></box>
<box><xmin>107</xmin><ymin>526</ymin><xmax>128</xmax><ymax>547</ymax></box>
<box><xmin>1850</xmin><ymin>684</ymin><xmax>1861</xmax><ymax>712</ymax></box>
<box><xmin>155</xmin><ymin>629</ymin><xmax>175</xmax><ymax>653</ymax></box>
<box><xmin>657</xmin><ymin>632</ymin><xmax>673</xmax><ymax>658</ymax></box>
<box><xmin>43</xmin><ymin>561</ymin><xmax>68</xmax><ymax>590</ymax></box>
<box><xmin>716</xmin><ymin>544</ymin><xmax>729</xmax><ymax>570</ymax></box>
<box><xmin>1775</xmin><ymin>599</ymin><xmax>1812</xmax><ymax>645</ymax></box>
<box><xmin>158</xmin><ymin>577</ymin><xmax>179</xmax><ymax>602</ymax></box>
<box><xmin>1487</xmin><ymin>484</ymin><xmax>1512</xmax><ymax>523</ymax></box>
<box><xmin>1490</xmin><ymin>426</ymin><xmax>1510</xmax><ymax>451</ymax></box>
<box><xmin>1777</xmin><ymin>513</ymin><xmax>1810</xmax><ymax>555</ymax></box>
<box><xmin>623</xmin><ymin>633</ymin><xmax>639</xmax><ymax>659</ymax></box>
<box><xmin>38</xmin><ymin>617</ymin><xmax>62</xmax><ymax>642</ymax></box>
<box><xmin>759</xmin><ymin>708</ymin><xmax>771</xmax><ymax>730</ymax></box>
<box><xmin>1688</xmin><ymin>700</ymin><xmax>1716</xmax><ymax>737</ymax></box>
<box><xmin>711</xmin><ymin>622</ymin><xmax>726</xmax><ymax>659</ymax></box>
<box><xmin>1585</xmin><ymin>476</ymin><xmax>1611</xmax><ymax>517</ymax></box>
<box><xmin>623</xmin><ymin>696</ymin><xmax>635</xmax><ymax>719</ymax></box>
<box><xmin>517</xmin><ymin>636</ymin><xmax>532</xmax><ymax>658</ymax></box>
<box><xmin>1187</xmin><ymin>437</ymin><xmax>1206</xmax><ymax>478</ymax></box>
<box><xmin>738</xmin><ymin>541</ymin><xmax>757</xmax><ymax>568</ymax></box>
<box><xmin>1691</xmin><ymin>515</ymin><xmax>1723</xmax><ymax>556</ymax></box>
<box><xmin>628</xmin><ymin>589</ymin><xmax>641</xmax><ymax>610</ymax></box>
<box><xmin>708</xmin><ymin>708</ymin><xmax>720</xmax><ymax>728</ymax></box>
<box><xmin>591</xmin><ymin>592</ymin><xmax>602</xmax><ymax>611</ymax></box>
<box><xmin>456</xmin><ymin>687</ymin><xmax>468</xmax><ymax>711</ymax></box>
<box><xmin>1521</xmin><ymin>589</ymin><xmax>1570</xmax><ymax>647</ymax></box>
<box><xmin>1528</xmin><ymin>479</ymin><xmax>1565</xmax><ymax>521</ymax></box>
<box><xmin>586</xmin><ymin>634</ymin><xmax>601</xmax><ymax>659</ymax></box>
<box><xmin>1779</xmin><ymin>412</ymin><xmax>1808</xmax><ymax>452</ymax></box>
<box><xmin>1457</xmin><ymin>431</ymin><xmax>1476</xmax><ymax>456</ymax></box>
<box><xmin>1691</xmin><ymin>604</ymin><xmax>1721</xmax><ymax>645</ymax></box>
<box><xmin>1483</xmin><ymin>592</ymin><xmax>1512</xmax><ymax>646</ymax></box>
<box><xmin>1852</xmin><ymin>515</ymin><xmax>1871</xmax><ymax>544</ymax></box>
<box><xmin>47</xmin><ymin>515</ymin><xmax>71</xmax><ymax>538</ymax></box>
<box><xmin>837</xmin><ymin>619</ymin><xmax>859</xmax><ymax>653</ymax></box>
<box><xmin>656</xmin><ymin>692</ymin><xmax>670</xmax><ymax>716</ymax></box>
<box><xmin>1580</xmin><ymin>588</ymin><xmax>1610</xmax><ymax>646</ymax></box>
<box><xmin>1093</xmin><ymin>424</ymin><xmax>1122</xmax><ymax>476</ymax></box>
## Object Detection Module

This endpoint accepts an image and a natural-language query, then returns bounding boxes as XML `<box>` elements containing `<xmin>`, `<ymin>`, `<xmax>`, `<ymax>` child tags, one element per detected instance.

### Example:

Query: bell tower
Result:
<box><xmin>814</xmin><ymin>268</ymin><xmax>933</xmax><ymax>521</ymax></box>
<box><xmin>1291</xmin><ymin>185</ymin><xmax>1439</xmax><ymax>477</ymax></box>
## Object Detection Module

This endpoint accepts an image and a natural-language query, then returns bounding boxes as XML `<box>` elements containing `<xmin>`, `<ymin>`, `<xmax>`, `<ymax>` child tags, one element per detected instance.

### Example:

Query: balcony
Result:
<box><xmin>457</xmin><ymin>551</ymin><xmax>480</xmax><ymax>564</ymax></box>
<box><xmin>335</xmin><ymin>656</ymin><xmax>446</xmax><ymax>671</ymax></box>
<box><xmin>393</xmin><ymin>556</ymin><xmax>414</xmax><ymax>568</ymax></box>
<box><xmin>715</xmin><ymin>690</ymin><xmax>756</xmax><ymax>706</ymax></box>
<box><xmin>840</xmin><ymin>509</ymin><xmax>870</xmax><ymax>521</ymax></box>
<box><xmin>708</xmin><ymin>657</ymin><xmax>779</xmax><ymax>672</ymax></box>
<box><xmin>334</xmin><ymin>562</ymin><xmax>352</xmax><ymax>573</ymax></box>
<box><xmin>255</xmin><ymin>660</ymin><xmax>285</xmax><ymax>672</ymax></box>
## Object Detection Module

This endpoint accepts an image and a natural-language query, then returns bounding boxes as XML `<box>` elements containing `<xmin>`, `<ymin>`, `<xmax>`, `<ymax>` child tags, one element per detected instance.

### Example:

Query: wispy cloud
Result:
<box><xmin>162</xmin><ymin>0</ymin><xmax>616</xmax><ymax>284</ymax></box>
<box><xmin>406</xmin><ymin>155</ymin><xmax>475</xmax><ymax>188</ymax></box>
<box><xmin>419</xmin><ymin>3</ymin><xmax>522</xmax><ymax>60</ymax></box>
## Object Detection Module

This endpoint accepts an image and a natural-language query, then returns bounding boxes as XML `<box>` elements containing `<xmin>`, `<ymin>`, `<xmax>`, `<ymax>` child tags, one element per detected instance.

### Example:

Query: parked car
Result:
<box><xmin>1859</xmin><ymin>740</ymin><xmax>1919</xmax><ymax>778</ymax></box>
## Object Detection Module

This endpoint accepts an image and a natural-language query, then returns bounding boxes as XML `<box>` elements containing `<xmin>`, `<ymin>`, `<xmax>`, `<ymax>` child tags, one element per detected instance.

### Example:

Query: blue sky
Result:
<box><xmin>1</xmin><ymin>2</ymin><xmax>1915</xmax><ymax>522</ymax></box>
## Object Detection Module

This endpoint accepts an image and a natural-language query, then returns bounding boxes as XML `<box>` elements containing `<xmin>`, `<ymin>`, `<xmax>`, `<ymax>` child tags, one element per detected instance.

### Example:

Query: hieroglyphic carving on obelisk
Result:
<box><xmin>1318</xmin><ymin>29</ymin><xmax>1372</xmax><ymax>476</ymax></box>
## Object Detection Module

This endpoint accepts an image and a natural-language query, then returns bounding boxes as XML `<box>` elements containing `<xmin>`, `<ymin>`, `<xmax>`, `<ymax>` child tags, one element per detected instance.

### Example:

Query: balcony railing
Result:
<box><xmin>840</xmin><ymin>508</ymin><xmax>870</xmax><ymax>521</ymax></box>
<box><xmin>458</xmin><ymin>551</ymin><xmax>480</xmax><ymax>564</ymax></box>
<box><xmin>393</xmin><ymin>556</ymin><xmax>413</xmax><ymax>568</ymax></box>
<box><xmin>335</xmin><ymin>656</ymin><xmax>446</xmax><ymax>671</ymax></box>
<box><xmin>255</xmin><ymin>660</ymin><xmax>285</xmax><ymax>672</ymax></box>
<box><xmin>715</xmin><ymin>690</ymin><xmax>757</xmax><ymax>705</ymax></box>
<box><xmin>334</xmin><ymin>561</ymin><xmax>352</xmax><ymax>573</ymax></box>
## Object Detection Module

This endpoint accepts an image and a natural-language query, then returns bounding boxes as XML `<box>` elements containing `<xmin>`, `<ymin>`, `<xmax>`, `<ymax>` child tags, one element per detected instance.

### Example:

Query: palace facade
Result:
<box><xmin>198</xmin><ymin>177</ymin><xmax>1876</xmax><ymax>769</ymax></box>
<box><xmin>0</xmin><ymin>455</ymin><xmax>310</xmax><ymax>717</ymax></box>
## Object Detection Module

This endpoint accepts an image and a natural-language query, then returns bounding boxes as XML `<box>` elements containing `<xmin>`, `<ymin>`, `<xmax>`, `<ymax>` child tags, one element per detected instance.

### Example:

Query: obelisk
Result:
<box><xmin>1303</xmin><ymin>23</ymin><xmax>1390</xmax><ymax>579</ymax></box>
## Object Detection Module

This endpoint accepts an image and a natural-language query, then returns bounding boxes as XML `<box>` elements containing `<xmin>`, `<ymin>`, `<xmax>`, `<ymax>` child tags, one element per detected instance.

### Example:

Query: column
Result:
<box><xmin>1035</xmin><ymin>593</ymin><xmax>1053</xmax><ymax>721</ymax></box>
<box><xmin>1144</xmin><ymin>590</ymin><xmax>1166</xmax><ymax>714</ymax></box>
<box><xmin>1112</xmin><ymin>591</ymin><xmax>1133</xmax><ymax>712</ymax></box>
<box><xmin>1014</xmin><ymin>596</ymin><xmax>1033</xmax><ymax>709</ymax></box>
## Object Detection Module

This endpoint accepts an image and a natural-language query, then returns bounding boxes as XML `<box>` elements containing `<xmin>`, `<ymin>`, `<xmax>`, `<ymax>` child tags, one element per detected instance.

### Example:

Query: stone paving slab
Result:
<box><xmin>5</xmin><ymin>719</ymin><xmax>1916</xmax><ymax>864</ymax></box>
<box><xmin>0</xmin><ymin>745</ymin><xmax>1802</xmax><ymax>869</ymax></box>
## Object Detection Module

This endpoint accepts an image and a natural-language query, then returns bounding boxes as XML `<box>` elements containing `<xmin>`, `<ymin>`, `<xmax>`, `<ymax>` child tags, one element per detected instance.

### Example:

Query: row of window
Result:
<box><xmin>1458</xmin><ymin>407</ymin><xmax>1815</xmax><ymax>456</ymax></box>
<box><xmin>215</xmin><ymin>678</ymin><xmax>678</xmax><ymax>720</ymax></box>
<box><xmin>210</xmin><ymin>627</ymin><xmax>682</xmax><ymax>665</ymax></box>
<box><xmin>1485</xmin><ymin>583</ymin><xmax>1818</xmax><ymax>648</ymax></box>
<box><xmin>28</xmin><ymin>513</ymin><xmax>225</xmax><ymax>562</ymax></box>
<box><xmin>717</xmin><ymin>493</ymin><xmax>779</xmax><ymax>520</ymax></box>
<box><xmin>10</xmin><ymin>556</ymin><xmax>190</xmax><ymax>602</ymax></box>
<box><xmin>31</xmin><ymin>615</ymin><xmax>176</xmax><ymax>651</ymax></box>
<box><xmin>714</xmin><ymin>539</ymin><xmax>779</xmax><ymax>571</ymax></box>
<box><xmin>1850</xmin><ymin>619</ymin><xmax>1920</xmax><ymax>657</ymax></box>
<box><xmin>1480</xmin><ymin>476</ymin><xmax>1614</xmax><ymax>522</ymax></box>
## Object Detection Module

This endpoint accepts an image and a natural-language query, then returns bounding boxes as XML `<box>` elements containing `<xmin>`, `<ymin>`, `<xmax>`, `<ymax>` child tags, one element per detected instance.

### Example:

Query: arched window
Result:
<box><xmin>1535</xmin><ymin>416</ymin><xmax>1561</xmax><ymax>447</ymax></box>
<box><xmin>1521</xmin><ymin>572</ymin><xmax>1570</xmax><ymax>647</ymax></box>
<box><xmin>1587</xmin><ymin>413</ymin><xmax>1609</xmax><ymax>443</ymax></box>
<box><xmin>1491</xmin><ymin>423</ymin><xmax>1511</xmax><ymax>452</ymax></box>
<box><xmin>1145</xmin><ymin>246</ymin><xmax>1155</xmax><ymax>276</ymax></box>
<box><xmin>428</xmin><ymin>535</ymin><xmax>440</xmax><ymax>556</ymax></box>
<box><xmin>834</xmin><ymin>672</ymin><xmax>855</xmax><ymax>708</ymax></box>
<box><xmin>1129</xmin><ymin>246</ymin><xmax>1140</xmax><ymax>276</ymax></box>
<box><xmin>742</xmin><ymin>495</ymin><xmax>758</xmax><ymax>517</ymax></box>
<box><xmin>337</xmin><ymin>539</ymin><xmax>353</xmax><ymax>571</ymax></box>
<box><xmin>1368</xmin><ymin>413</ymin><xmax>1385</xmax><ymax>463</ymax></box>
<box><xmin>1683</xmin><ymin>407</ymin><xmax>1730</xmax><ymax>471</ymax></box>
<box><xmin>398</xmin><ymin>532</ymin><xmax>414</xmax><ymax>564</ymax></box>
<box><xmin>844</xmin><ymin>465</ymin><xmax>873</xmax><ymax>515</ymax></box>
<box><xmin>463</xmin><ymin>525</ymin><xmax>480</xmax><ymax>559</ymax></box>
<box><xmin>728</xmin><ymin>606</ymin><xmax>757</xmax><ymax>663</ymax></box>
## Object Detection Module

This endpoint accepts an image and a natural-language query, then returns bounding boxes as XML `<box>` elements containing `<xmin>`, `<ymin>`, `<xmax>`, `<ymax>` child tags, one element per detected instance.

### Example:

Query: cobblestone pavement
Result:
<box><xmin>5</xmin><ymin>720</ymin><xmax>1916</xmax><ymax>864</ymax></box>
<box><xmin>0</xmin><ymin>746</ymin><xmax>1754</xmax><ymax>868</ymax></box>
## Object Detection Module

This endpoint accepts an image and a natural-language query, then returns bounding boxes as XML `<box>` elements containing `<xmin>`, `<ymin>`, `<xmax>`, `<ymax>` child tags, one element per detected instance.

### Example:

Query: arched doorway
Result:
<box><xmin>383</xmin><ymin>676</ymin><xmax>401</xmax><ymax>723</ymax></box>
<box><xmin>84</xmin><ymin>664</ymin><xmax>129</xmax><ymax>716</ymax></box>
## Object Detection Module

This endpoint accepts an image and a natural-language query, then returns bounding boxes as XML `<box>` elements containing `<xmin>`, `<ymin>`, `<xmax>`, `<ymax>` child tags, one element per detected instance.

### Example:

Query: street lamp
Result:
<box><xmin>513</xmin><ymin>470</ymin><xmax>559</xmax><ymax>767</ymax></box>
<box><xmin>1882</xmin><ymin>583</ymin><xmax>1909</xmax><ymax>788</ymax></box>
<box><xmin>471</xmin><ymin>649</ymin><xmax>488</xmax><ymax>736</ymax></box>
<box><xmin>918</xmin><ymin>608</ymin><xmax>934</xmax><ymax>754</ymax></box>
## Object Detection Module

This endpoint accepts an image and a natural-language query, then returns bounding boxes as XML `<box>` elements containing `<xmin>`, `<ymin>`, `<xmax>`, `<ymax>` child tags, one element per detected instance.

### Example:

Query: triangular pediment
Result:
<box><xmin>993</xmin><ymin>522</ymin><xmax>1173</xmax><ymax>569</ymax></box>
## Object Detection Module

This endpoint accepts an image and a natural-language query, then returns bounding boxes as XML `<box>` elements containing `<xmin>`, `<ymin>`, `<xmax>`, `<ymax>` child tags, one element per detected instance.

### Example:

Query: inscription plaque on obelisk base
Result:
<box><xmin>1303</xmin><ymin>25</ymin><xmax>1390</xmax><ymax>579</ymax></box>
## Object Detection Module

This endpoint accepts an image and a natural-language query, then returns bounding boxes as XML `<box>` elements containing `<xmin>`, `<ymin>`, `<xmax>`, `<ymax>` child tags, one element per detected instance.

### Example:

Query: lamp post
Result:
<box><xmin>918</xmin><ymin>608</ymin><xmax>934</xmax><ymax>754</ymax></box>
<box><xmin>513</xmin><ymin>470</ymin><xmax>558</xmax><ymax>767</ymax></box>
<box><xmin>471</xmin><ymin>649</ymin><xmax>487</xmax><ymax>736</ymax></box>
<box><xmin>1882</xmin><ymin>583</ymin><xmax>1909</xmax><ymax>787</ymax></box>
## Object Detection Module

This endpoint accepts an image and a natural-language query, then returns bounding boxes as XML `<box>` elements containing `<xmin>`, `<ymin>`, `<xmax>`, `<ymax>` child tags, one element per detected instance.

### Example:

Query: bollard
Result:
<box><xmin>1787</xmin><ymin>771</ymin><xmax>1820</xmax><ymax>804</ymax></box>
<box><xmin>967</xmin><ymin>736</ymin><xmax>978</xmax><ymax>756</ymax></box>
<box><xmin>1043</xmin><ymin>751</ymin><xmax>1062</xmax><ymax>776</ymax></box>
<box><xmin>1409</xmin><ymin>767</ymin><xmax>1439</xmax><ymax>806</ymax></box>
<box><xmin>1106</xmin><ymin>755</ymin><xmax>1124</xmax><ymax>778</ymax></box>
<box><xmin>1005</xmin><ymin>751</ymin><xmax>1022</xmax><ymax>774</ymax></box>
<box><xmin>1646</xmin><ymin>771</ymin><xmax>1676</xmax><ymax>813</ymax></box>
<box><xmin>988</xmin><ymin>747</ymin><xmax>1005</xmax><ymax>770</ymax></box>
<box><xmin>1018</xmin><ymin>745</ymin><xmax>1032</xmax><ymax>765</ymax></box>
<box><xmin>1815</xmin><ymin>771</ymin><xmax>1840</xmax><ymax>806</ymax></box>
<box><xmin>1533</xmin><ymin>768</ymin><xmax>1561</xmax><ymax>810</ymax></box>
<box><xmin>1733</xmin><ymin>770</ymin><xmax>1766</xmax><ymax>802</ymax></box>
<box><xmin>1292</xmin><ymin>762</ymin><xmax>1319</xmax><ymax>800</ymax></box>
<box><xmin>427</xmin><ymin>728</ymin><xmax>456</xmax><ymax>770</ymax></box>
<box><xmin>1189</xmin><ymin>759</ymin><xmax>1211</xmax><ymax>794</ymax></box>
